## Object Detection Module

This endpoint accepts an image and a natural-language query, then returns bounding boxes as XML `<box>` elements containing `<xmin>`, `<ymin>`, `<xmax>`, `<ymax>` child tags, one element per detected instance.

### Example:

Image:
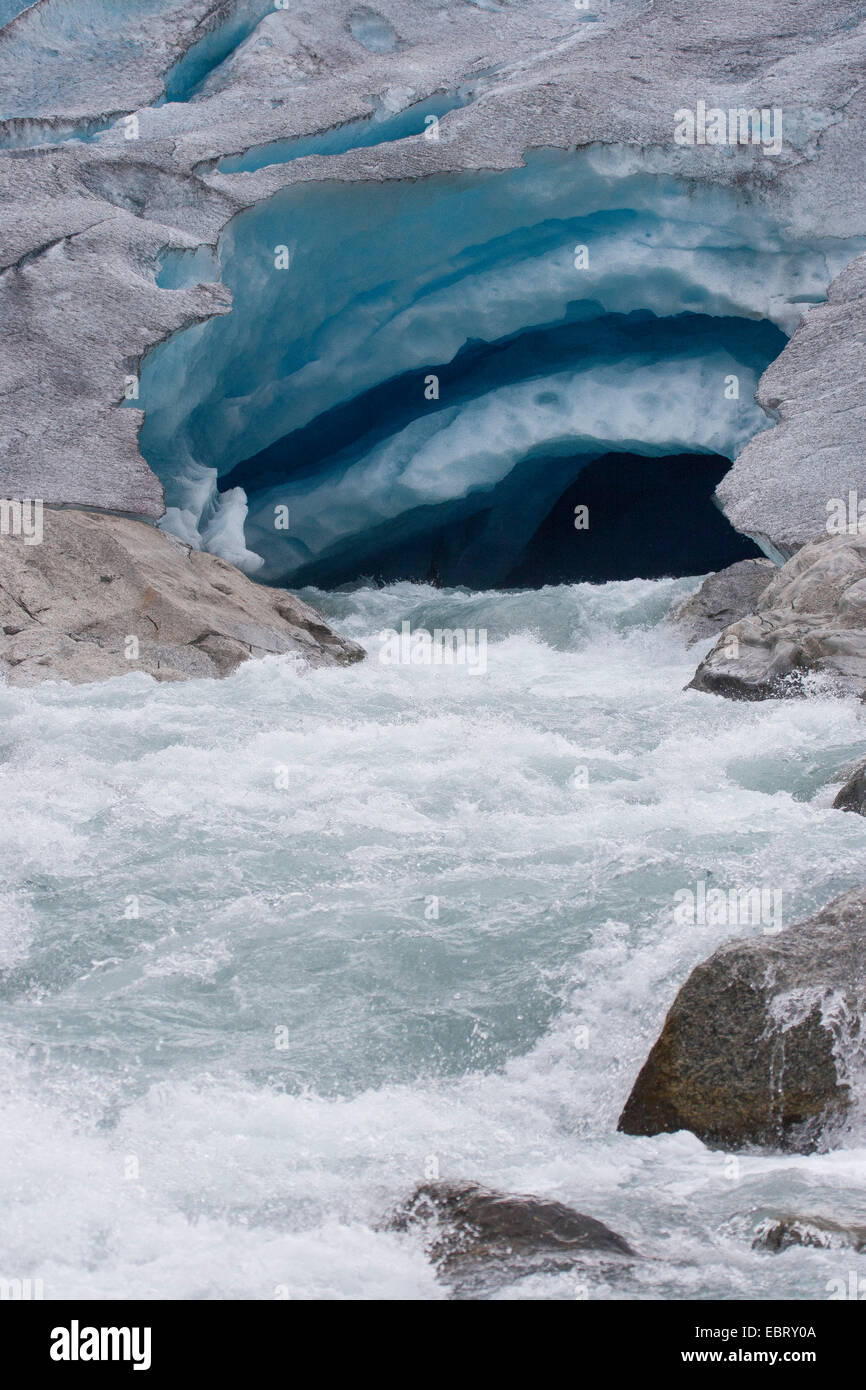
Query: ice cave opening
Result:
<box><xmin>136</xmin><ymin>146</ymin><xmax>864</xmax><ymax>589</ymax></box>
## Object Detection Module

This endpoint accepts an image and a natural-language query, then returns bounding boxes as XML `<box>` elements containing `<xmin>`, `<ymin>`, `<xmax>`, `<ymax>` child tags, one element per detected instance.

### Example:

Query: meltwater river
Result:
<box><xmin>2</xmin><ymin>577</ymin><xmax>866</xmax><ymax>1299</ymax></box>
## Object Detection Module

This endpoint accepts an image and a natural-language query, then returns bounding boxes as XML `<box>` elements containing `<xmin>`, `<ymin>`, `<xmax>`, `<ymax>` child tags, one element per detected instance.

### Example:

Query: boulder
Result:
<box><xmin>672</xmin><ymin>558</ymin><xmax>775</xmax><ymax>645</ymax></box>
<box><xmin>618</xmin><ymin>887</ymin><xmax>866</xmax><ymax>1153</ymax></box>
<box><xmin>753</xmin><ymin>1213</ymin><xmax>866</xmax><ymax>1254</ymax></box>
<box><xmin>388</xmin><ymin>1180</ymin><xmax>634</xmax><ymax>1283</ymax></box>
<box><xmin>832</xmin><ymin>759</ymin><xmax>866</xmax><ymax>815</ymax></box>
<box><xmin>687</xmin><ymin>534</ymin><xmax>866</xmax><ymax>699</ymax></box>
<box><xmin>0</xmin><ymin>508</ymin><xmax>364</xmax><ymax>686</ymax></box>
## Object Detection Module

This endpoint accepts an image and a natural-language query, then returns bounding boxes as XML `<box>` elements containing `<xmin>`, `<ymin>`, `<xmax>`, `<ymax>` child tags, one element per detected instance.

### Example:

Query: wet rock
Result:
<box><xmin>0</xmin><ymin>508</ymin><xmax>364</xmax><ymax>686</ymax></box>
<box><xmin>687</xmin><ymin>534</ymin><xmax>866</xmax><ymax>700</ymax></box>
<box><xmin>388</xmin><ymin>1179</ymin><xmax>634</xmax><ymax>1286</ymax></box>
<box><xmin>673</xmin><ymin>559</ymin><xmax>775</xmax><ymax>645</ymax></box>
<box><xmin>753</xmin><ymin>1213</ymin><xmax>866</xmax><ymax>1253</ymax></box>
<box><xmin>618</xmin><ymin>887</ymin><xmax>866</xmax><ymax>1153</ymax></box>
<box><xmin>832</xmin><ymin>759</ymin><xmax>866</xmax><ymax>815</ymax></box>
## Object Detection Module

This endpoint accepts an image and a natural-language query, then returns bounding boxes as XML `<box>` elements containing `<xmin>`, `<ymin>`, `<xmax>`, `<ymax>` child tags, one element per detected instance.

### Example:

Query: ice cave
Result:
<box><xmin>137</xmin><ymin>145</ymin><xmax>860</xmax><ymax>589</ymax></box>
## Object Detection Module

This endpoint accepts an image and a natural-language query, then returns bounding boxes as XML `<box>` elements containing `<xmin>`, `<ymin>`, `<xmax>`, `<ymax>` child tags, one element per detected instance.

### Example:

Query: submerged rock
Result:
<box><xmin>618</xmin><ymin>887</ymin><xmax>866</xmax><ymax>1153</ymax></box>
<box><xmin>753</xmin><ymin>1213</ymin><xmax>866</xmax><ymax>1254</ymax></box>
<box><xmin>673</xmin><ymin>559</ymin><xmax>775</xmax><ymax>645</ymax></box>
<box><xmin>0</xmin><ymin>508</ymin><xmax>364</xmax><ymax>686</ymax></box>
<box><xmin>388</xmin><ymin>1180</ymin><xmax>634</xmax><ymax>1283</ymax></box>
<box><xmin>687</xmin><ymin>534</ymin><xmax>866</xmax><ymax>700</ymax></box>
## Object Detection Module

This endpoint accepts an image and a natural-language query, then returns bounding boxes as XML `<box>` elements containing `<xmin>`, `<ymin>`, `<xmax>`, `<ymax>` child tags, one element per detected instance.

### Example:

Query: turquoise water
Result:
<box><xmin>216</xmin><ymin>90</ymin><xmax>475</xmax><ymax>174</ymax></box>
<box><xmin>2</xmin><ymin>577</ymin><xmax>866</xmax><ymax>1298</ymax></box>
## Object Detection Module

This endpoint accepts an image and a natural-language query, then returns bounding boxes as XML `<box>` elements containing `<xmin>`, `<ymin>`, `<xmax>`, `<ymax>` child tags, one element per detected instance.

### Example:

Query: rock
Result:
<box><xmin>687</xmin><ymin>533</ymin><xmax>866</xmax><ymax>700</ymax></box>
<box><xmin>752</xmin><ymin>1213</ymin><xmax>866</xmax><ymax>1253</ymax></box>
<box><xmin>0</xmin><ymin>508</ymin><xmax>364</xmax><ymax>686</ymax></box>
<box><xmin>672</xmin><ymin>559</ymin><xmax>775</xmax><ymax>645</ymax></box>
<box><xmin>832</xmin><ymin>759</ymin><xmax>866</xmax><ymax>814</ymax></box>
<box><xmin>387</xmin><ymin>1180</ymin><xmax>634</xmax><ymax>1282</ymax></box>
<box><xmin>618</xmin><ymin>887</ymin><xmax>866</xmax><ymax>1153</ymax></box>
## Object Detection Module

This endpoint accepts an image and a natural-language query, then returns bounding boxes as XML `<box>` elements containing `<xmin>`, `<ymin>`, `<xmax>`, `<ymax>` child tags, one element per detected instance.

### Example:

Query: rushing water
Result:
<box><xmin>2</xmin><ymin>576</ymin><xmax>866</xmax><ymax>1300</ymax></box>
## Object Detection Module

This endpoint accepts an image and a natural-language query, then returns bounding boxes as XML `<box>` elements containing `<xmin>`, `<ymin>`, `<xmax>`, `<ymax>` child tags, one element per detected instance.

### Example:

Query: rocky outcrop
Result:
<box><xmin>388</xmin><ymin>1180</ymin><xmax>634</xmax><ymax>1281</ymax></box>
<box><xmin>0</xmin><ymin>508</ymin><xmax>364</xmax><ymax>685</ymax></box>
<box><xmin>673</xmin><ymin>558</ymin><xmax>775</xmax><ymax>645</ymax></box>
<box><xmin>618</xmin><ymin>887</ymin><xmax>866</xmax><ymax>1153</ymax></box>
<box><xmin>687</xmin><ymin>534</ymin><xmax>866</xmax><ymax>699</ymax></box>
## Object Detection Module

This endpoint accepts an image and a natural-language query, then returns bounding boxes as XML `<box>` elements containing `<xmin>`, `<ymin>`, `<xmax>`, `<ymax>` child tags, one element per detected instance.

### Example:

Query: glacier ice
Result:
<box><xmin>0</xmin><ymin>3</ymin><xmax>32</xmax><ymax>23</ymax></box>
<box><xmin>215</xmin><ymin>87</ymin><xmax>477</xmax><ymax>175</ymax></box>
<box><xmin>136</xmin><ymin>144</ymin><xmax>865</xmax><ymax>585</ymax></box>
<box><xmin>160</xmin><ymin>1</ymin><xmax>273</xmax><ymax>105</ymax></box>
<box><xmin>347</xmin><ymin>9</ymin><xmax>402</xmax><ymax>55</ymax></box>
<box><xmin>5</xmin><ymin>0</ymin><xmax>866</xmax><ymax>549</ymax></box>
<box><xmin>237</xmin><ymin>326</ymin><xmax>777</xmax><ymax>584</ymax></box>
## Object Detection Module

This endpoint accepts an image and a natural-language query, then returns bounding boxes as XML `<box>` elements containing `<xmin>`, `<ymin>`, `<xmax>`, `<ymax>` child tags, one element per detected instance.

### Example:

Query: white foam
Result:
<box><xmin>2</xmin><ymin>579</ymin><xmax>866</xmax><ymax>1297</ymax></box>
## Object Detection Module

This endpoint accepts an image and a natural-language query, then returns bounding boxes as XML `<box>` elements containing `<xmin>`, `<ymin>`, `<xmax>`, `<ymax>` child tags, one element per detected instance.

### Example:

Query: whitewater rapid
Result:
<box><xmin>3</xmin><ymin>577</ymin><xmax>866</xmax><ymax>1299</ymax></box>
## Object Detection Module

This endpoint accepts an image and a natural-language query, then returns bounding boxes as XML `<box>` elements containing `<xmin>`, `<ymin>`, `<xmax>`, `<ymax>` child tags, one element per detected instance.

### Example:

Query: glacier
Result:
<box><xmin>160</xmin><ymin>0</ymin><xmax>272</xmax><ymax>105</ymax></box>
<box><xmin>4</xmin><ymin>0</ymin><xmax>866</xmax><ymax>554</ymax></box>
<box><xmin>136</xmin><ymin>146</ymin><xmax>862</xmax><ymax>584</ymax></box>
<box><xmin>214</xmin><ymin>87</ymin><xmax>478</xmax><ymax>175</ymax></box>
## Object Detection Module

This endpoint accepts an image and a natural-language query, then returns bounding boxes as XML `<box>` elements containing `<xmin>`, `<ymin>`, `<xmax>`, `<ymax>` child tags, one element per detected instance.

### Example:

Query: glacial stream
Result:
<box><xmin>2</xmin><ymin>578</ymin><xmax>866</xmax><ymax>1298</ymax></box>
